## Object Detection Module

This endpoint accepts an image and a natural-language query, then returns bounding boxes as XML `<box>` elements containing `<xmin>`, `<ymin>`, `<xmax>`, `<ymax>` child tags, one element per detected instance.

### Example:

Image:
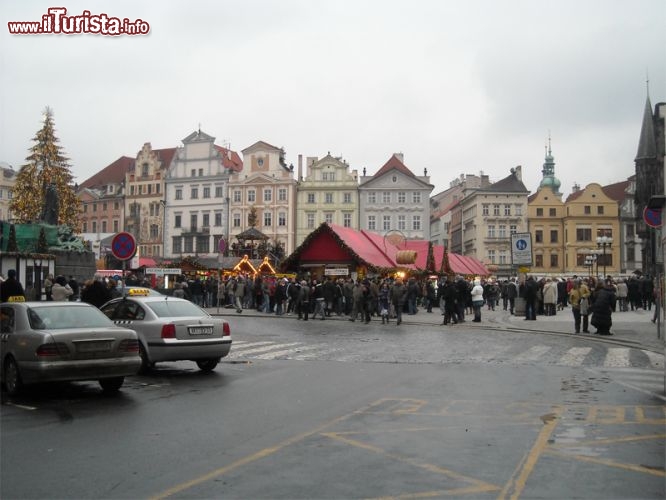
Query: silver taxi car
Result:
<box><xmin>1</xmin><ymin>301</ymin><xmax>141</xmax><ymax>396</ymax></box>
<box><xmin>100</xmin><ymin>292</ymin><xmax>232</xmax><ymax>372</ymax></box>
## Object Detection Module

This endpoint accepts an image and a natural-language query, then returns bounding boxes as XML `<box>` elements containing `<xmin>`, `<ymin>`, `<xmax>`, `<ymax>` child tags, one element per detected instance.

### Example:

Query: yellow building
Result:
<box><xmin>564</xmin><ymin>183</ymin><xmax>621</xmax><ymax>278</ymax></box>
<box><xmin>527</xmin><ymin>186</ymin><xmax>565</xmax><ymax>275</ymax></box>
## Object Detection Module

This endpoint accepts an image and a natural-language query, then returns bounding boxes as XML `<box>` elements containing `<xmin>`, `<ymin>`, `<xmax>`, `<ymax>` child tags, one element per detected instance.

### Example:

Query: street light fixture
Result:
<box><xmin>596</xmin><ymin>235</ymin><xmax>613</xmax><ymax>279</ymax></box>
<box><xmin>584</xmin><ymin>254</ymin><xmax>596</xmax><ymax>278</ymax></box>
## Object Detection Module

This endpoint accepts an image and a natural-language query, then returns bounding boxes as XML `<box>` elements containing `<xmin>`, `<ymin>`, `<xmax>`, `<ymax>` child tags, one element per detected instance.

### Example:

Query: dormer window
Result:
<box><xmin>142</xmin><ymin>163</ymin><xmax>149</xmax><ymax>177</ymax></box>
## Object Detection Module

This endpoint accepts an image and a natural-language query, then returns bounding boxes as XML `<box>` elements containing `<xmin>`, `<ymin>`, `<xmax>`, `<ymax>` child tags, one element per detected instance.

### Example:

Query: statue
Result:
<box><xmin>40</xmin><ymin>183</ymin><xmax>59</xmax><ymax>225</ymax></box>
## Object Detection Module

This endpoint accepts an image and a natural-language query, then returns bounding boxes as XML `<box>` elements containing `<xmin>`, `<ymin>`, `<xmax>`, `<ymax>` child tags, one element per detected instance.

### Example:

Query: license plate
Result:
<box><xmin>76</xmin><ymin>340</ymin><xmax>112</xmax><ymax>353</ymax></box>
<box><xmin>188</xmin><ymin>326</ymin><xmax>214</xmax><ymax>335</ymax></box>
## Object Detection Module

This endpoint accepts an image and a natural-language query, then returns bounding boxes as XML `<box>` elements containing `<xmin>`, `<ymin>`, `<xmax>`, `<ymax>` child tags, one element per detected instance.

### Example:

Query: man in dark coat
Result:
<box><xmin>1</xmin><ymin>269</ymin><xmax>26</xmax><ymax>302</ymax></box>
<box><xmin>81</xmin><ymin>274</ymin><xmax>111</xmax><ymax>309</ymax></box>
<box><xmin>590</xmin><ymin>281</ymin><xmax>616</xmax><ymax>335</ymax></box>
<box><xmin>522</xmin><ymin>276</ymin><xmax>538</xmax><ymax>320</ymax></box>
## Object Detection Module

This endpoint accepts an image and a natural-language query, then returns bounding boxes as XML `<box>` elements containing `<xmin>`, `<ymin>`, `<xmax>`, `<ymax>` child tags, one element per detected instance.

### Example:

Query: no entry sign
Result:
<box><xmin>111</xmin><ymin>232</ymin><xmax>137</xmax><ymax>261</ymax></box>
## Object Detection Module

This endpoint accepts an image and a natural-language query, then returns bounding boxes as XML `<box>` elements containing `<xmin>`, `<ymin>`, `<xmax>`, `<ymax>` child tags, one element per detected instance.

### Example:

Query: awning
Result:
<box><xmin>139</xmin><ymin>257</ymin><xmax>157</xmax><ymax>267</ymax></box>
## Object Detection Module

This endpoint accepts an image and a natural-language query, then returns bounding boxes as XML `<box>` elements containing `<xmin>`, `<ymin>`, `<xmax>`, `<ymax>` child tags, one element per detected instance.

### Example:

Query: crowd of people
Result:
<box><xmin>1</xmin><ymin>268</ymin><xmax>661</xmax><ymax>338</ymax></box>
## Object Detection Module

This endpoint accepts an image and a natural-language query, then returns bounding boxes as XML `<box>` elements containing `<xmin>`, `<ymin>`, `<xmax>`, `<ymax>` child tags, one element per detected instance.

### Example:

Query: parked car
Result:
<box><xmin>100</xmin><ymin>293</ymin><xmax>231</xmax><ymax>372</ymax></box>
<box><xmin>1</xmin><ymin>302</ymin><xmax>141</xmax><ymax>396</ymax></box>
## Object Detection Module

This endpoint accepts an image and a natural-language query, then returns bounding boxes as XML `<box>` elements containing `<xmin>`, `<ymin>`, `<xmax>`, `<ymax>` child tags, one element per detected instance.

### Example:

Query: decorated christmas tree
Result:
<box><xmin>9</xmin><ymin>108</ymin><xmax>81</xmax><ymax>230</ymax></box>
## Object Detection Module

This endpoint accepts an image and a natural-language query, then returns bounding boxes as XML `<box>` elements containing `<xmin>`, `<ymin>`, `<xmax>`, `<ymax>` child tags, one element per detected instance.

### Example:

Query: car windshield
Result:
<box><xmin>28</xmin><ymin>305</ymin><xmax>114</xmax><ymax>330</ymax></box>
<box><xmin>146</xmin><ymin>300</ymin><xmax>207</xmax><ymax>318</ymax></box>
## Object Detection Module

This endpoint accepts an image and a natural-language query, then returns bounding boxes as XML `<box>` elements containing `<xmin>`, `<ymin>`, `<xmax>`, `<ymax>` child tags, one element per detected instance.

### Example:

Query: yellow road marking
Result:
<box><xmin>498</xmin><ymin>406</ymin><xmax>563</xmax><ymax>500</ymax></box>
<box><xmin>545</xmin><ymin>449</ymin><xmax>666</xmax><ymax>477</ymax></box>
<box><xmin>549</xmin><ymin>433</ymin><xmax>666</xmax><ymax>448</ymax></box>
<box><xmin>322</xmin><ymin>432</ymin><xmax>500</xmax><ymax>494</ymax></box>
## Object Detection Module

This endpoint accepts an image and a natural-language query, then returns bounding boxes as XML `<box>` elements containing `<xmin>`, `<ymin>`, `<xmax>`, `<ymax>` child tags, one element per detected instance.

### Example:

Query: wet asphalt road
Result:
<box><xmin>1</xmin><ymin>316</ymin><xmax>664</xmax><ymax>499</ymax></box>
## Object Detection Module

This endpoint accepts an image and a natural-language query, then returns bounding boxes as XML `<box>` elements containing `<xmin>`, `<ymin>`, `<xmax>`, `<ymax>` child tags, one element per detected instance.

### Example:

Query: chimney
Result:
<box><xmin>572</xmin><ymin>183</ymin><xmax>580</xmax><ymax>193</ymax></box>
<box><xmin>394</xmin><ymin>152</ymin><xmax>404</xmax><ymax>163</ymax></box>
<box><xmin>513</xmin><ymin>165</ymin><xmax>522</xmax><ymax>181</ymax></box>
<box><xmin>306</xmin><ymin>156</ymin><xmax>317</xmax><ymax>178</ymax></box>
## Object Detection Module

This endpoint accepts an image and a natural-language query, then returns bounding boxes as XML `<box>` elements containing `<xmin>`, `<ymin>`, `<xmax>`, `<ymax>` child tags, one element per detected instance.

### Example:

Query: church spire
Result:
<box><xmin>538</xmin><ymin>133</ymin><xmax>561</xmax><ymax>195</ymax></box>
<box><xmin>635</xmin><ymin>90</ymin><xmax>657</xmax><ymax>161</ymax></box>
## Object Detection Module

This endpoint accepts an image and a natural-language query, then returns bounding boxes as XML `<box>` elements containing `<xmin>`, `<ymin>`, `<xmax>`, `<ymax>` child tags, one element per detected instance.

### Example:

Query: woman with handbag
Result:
<box><xmin>569</xmin><ymin>279</ymin><xmax>591</xmax><ymax>334</ymax></box>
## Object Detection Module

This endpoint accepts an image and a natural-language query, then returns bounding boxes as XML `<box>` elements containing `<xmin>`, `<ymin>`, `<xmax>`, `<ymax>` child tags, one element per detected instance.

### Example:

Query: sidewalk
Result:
<box><xmin>206</xmin><ymin>305</ymin><xmax>666</xmax><ymax>353</ymax></box>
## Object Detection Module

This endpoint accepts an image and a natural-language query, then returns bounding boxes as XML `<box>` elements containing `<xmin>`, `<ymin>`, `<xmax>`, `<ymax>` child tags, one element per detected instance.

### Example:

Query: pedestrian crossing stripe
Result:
<box><xmin>226</xmin><ymin>341</ymin><xmax>664</xmax><ymax>370</ymax></box>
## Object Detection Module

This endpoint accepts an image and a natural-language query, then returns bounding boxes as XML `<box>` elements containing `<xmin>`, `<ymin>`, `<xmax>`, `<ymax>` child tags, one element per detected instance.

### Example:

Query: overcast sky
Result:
<box><xmin>2</xmin><ymin>0</ymin><xmax>665</xmax><ymax>197</ymax></box>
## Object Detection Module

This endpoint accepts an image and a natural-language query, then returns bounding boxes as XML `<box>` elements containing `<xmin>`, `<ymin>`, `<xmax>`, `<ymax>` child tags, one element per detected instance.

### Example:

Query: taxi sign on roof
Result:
<box><xmin>127</xmin><ymin>288</ymin><xmax>151</xmax><ymax>296</ymax></box>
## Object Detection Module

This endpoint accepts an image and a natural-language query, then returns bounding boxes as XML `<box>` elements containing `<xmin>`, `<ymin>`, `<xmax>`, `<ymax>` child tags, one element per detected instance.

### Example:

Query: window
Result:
<box><xmin>215</xmin><ymin>186</ymin><xmax>223</xmax><ymax>198</ymax></box>
<box><xmin>233</xmin><ymin>213</ymin><xmax>241</xmax><ymax>227</ymax></box>
<box><xmin>536</xmin><ymin>208</ymin><xmax>543</xmax><ymax>216</ymax></box>
<box><xmin>550</xmin><ymin>230</ymin><xmax>558</xmax><ymax>243</ymax></box>
<box><xmin>93</xmin><ymin>203</ymin><xmax>97</xmax><ymax>212</ymax></box>
<box><xmin>83</xmin><ymin>205</ymin><xmax>88</xmax><ymax>213</ymax></box>
<box><xmin>156</xmin><ymin>184</ymin><xmax>160</xmax><ymax>194</ymax></box>
<box><xmin>487</xmin><ymin>250</ymin><xmax>496</xmax><ymax>263</ymax></box>
<box><xmin>233</xmin><ymin>190</ymin><xmax>241</xmax><ymax>202</ymax></box>
<box><xmin>102</xmin><ymin>221</ymin><xmax>107</xmax><ymax>233</ymax></box>
<box><xmin>368</xmin><ymin>215</ymin><xmax>376</xmax><ymax>230</ymax></box>
<box><xmin>482</xmin><ymin>204</ymin><xmax>489</xmax><ymax>216</ymax></box>
<box><xmin>214</xmin><ymin>213</ymin><xmax>222</xmax><ymax>226</ymax></box>
<box><xmin>510</xmin><ymin>225</ymin><xmax>517</xmax><ymax>234</ymax></box>
<box><xmin>113</xmin><ymin>220</ymin><xmax>119</xmax><ymax>232</ymax></box>
<box><xmin>278</xmin><ymin>188</ymin><xmax>287</xmax><ymax>202</ymax></box>
<box><xmin>203</xmin><ymin>187</ymin><xmax>210</xmax><ymax>199</ymax></box>
<box><xmin>398</xmin><ymin>215</ymin><xmax>406</xmax><ymax>231</ymax></box>
<box><xmin>307</xmin><ymin>213</ymin><xmax>315</xmax><ymax>229</ymax></box>
<box><xmin>82</xmin><ymin>222</ymin><xmax>88</xmax><ymax>232</ymax></box>
<box><xmin>191</xmin><ymin>187</ymin><xmax>198</xmax><ymax>199</ymax></box>
<box><xmin>597</xmin><ymin>206</ymin><xmax>604</xmax><ymax>215</ymax></box>
<box><xmin>198</xmin><ymin>169</ymin><xmax>204</xmax><ymax>177</ymax></box>
<box><xmin>174</xmin><ymin>215</ymin><xmax>181</xmax><ymax>228</ymax></box>
<box><xmin>92</xmin><ymin>221</ymin><xmax>97</xmax><ymax>233</ymax></box>
<box><xmin>103</xmin><ymin>202</ymin><xmax>108</xmax><ymax>211</ymax></box>
<box><xmin>499</xmin><ymin>250</ymin><xmax>508</xmax><ymax>265</ymax></box>
<box><xmin>307</xmin><ymin>193</ymin><xmax>315</xmax><ymax>204</ymax></box>
<box><xmin>202</xmin><ymin>213</ymin><xmax>210</xmax><ymax>227</ymax></box>
<box><xmin>325</xmin><ymin>193</ymin><xmax>333</xmax><ymax>204</ymax></box>
<box><xmin>147</xmin><ymin>184</ymin><xmax>152</xmax><ymax>194</ymax></box>
<box><xmin>343</xmin><ymin>192</ymin><xmax>352</xmax><ymax>204</ymax></box>
<box><xmin>175</xmin><ymin>189</ymin><xmax>182</xmax><ymax>200</ymax></box>
<box><xmin>535</xmin><ymin>230</ymin><xmax>543</xmax><ymax>243</ymax></box>
<box><xmin>412</xmin><ymin>192</ymin><xmax>421</xmax><ymax>203</ymax></box>
<box><xmin>504</xmin><ymin>204</ymin><xmax>511</xmax><ymax>216</ymax></box>
<box><xmin>172</xmin><ymin>237</ymin><xmax>182</xmax><ymax>254</ymax></box>
<box><xmin>498</xmin><ymin>225</ymin><xmax>507</xmax><ymax>238</ymax></box>
<box><xmin>263</xmin><ymin>212</ymin><xmax>272</xmax><ymax>227</ymax></box>
<box><xmin>550</xmin><ymin>254</ymin><xmax>558</xmax><ymax>268</ymax></box>
<box><xmin>142</xmin><ymin>163</ymin><xmax>149</xmax><ymax>177</ymax></box>
<box><xmin>383</xmin><ymin>215</ymin><xmax>391</xmax><ymax>231</ymax></box>
<box><xmin>515</xmin><ymin>205</ymin><xmax>522</xmax><ymax>216</ymax></box>
<box><xmin>493</xmin><ymin>204</ymin><xmax>500</xmax><ymax>216</ymax></box>
<box><xmin>323</xmin><ymin>172</ymin><xmax>336</xmax><ymax>181</ymax></box>
<box><xmin>549</xmin><ymin>208</ymin><xmax>556</xmax><ymax>217</ymax></box>
<box><xmin>627</xmin><ymin>247</ymin><xmax>635</xmax><ymax>261</ymax></box>
<box><xmin>488</xmin><ymin>225</ymin><xmax>496</xmax><ymax>238</ymax></box>
<box><xmin>576</xmin><ymin>228</ymin><xmax>592</xmax><ymax>241</ymax></box>
<box><xmin>535</xmin><ymin>254</ymin><xmax>543</xmax><ymax>267</ymax></box>
<box><xmin>190</xmin><ymin>214</ymin><xmax>197</xmax><ymax>231</ymax></box>
<box><xmin>191</xmin><ymin>169</ymin><xmax>196</xmax><ymax>177</ymax></box>
<box><xmin>248</xmin><ymin>190</ymin><xmax>256</xmax><ymax>203</ymax></box>
<box><xmin>626</xmin><ymin>224</ymin><xmax>635</xmax><ymax>237</ymax></box>
<box><xmin>382</xmin><ymin>192</ymin><xmax>391</xmax><ymax>204</ymax></box>
<box><xmin>183</xmin><ymin>236</ymin><xmax>193</xmax><ymax>253</ymax></box>
<box><xmin>114</xmin><ymin>202</ymin><xmax>119</xmax><ymax>210</ymax></box>
<box><xmin>264</xmin><ymin>189</ymin><xmax>272</xmax><ymax>202</ymax></box>
<box><xmin>130</xmin><ymin>186</ymin><xmax>135</xmax><ymax>196</ymax></box>
<box><xmin>278</xmin><ymin>212</ymin><xmax>286</xmax><ymax>226</ymax></box>
<box><xmin>150</xmin><ymin>224</ymin><xmax>159</xmax><ymax>239</ymax></box>
<box><xmin>324</xmin><ymin>212</ymin><xmax>333</xmax><ymax>224</ymax></box>
<box><xmin>368</xmin><ymin>192</ymin><xmax>376</xmax><ymax>204</ymax></box>
<box><xmin>584</xmin><ymin>205</ymin><xmax>591</xmax><ymax>215</ymax></box>
<box><xmin>398</xmin><ymin>192</ymin><xmax>406</xmax><ymax>204</ymax></box>
<box><xmin>343</xmin><ymin>213</ymin><xmax>352</xmax><ymax>227</ymax></box>
<box><xmin>196</xmin><ymin>235</ymin><xmax>209</xmax><ymax>253</ymax></box>
<box><xmin>412</xmin><ymin>215</ymin><xmax>421</xmax><ymax>231</ymax></box>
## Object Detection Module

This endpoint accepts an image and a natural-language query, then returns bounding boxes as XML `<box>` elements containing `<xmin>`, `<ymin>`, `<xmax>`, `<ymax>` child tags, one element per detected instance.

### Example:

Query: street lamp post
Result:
<box><xmin>584</xmin><ymin>254</ymin><xmax>595</xmax><ymax>278</ymax></box>
<box><xmin>596</xmin><ymin>235</ymin><xmax>613</xmax><ymax>280</ymax></box>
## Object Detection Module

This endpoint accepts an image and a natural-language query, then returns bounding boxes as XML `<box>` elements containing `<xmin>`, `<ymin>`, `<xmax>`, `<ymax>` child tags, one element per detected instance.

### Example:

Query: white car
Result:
<box><xmin>100</xmin><ymin>294</ymin><xmax>232</xmax><ymax>372</ymax></box>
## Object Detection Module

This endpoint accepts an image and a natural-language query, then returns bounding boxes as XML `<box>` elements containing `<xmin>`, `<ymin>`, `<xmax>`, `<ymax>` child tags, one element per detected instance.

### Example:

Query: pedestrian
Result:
<box><xmin>0</xmin><ymin>269</ymin><xmax>26</xmax><ymax>302</ymax></box>
<box><xmin>81</xmin><ymin>273</ymin><xmax>111</xmax><ymax>309</ymax></box>
<box><xmin>616</xmin><ymin>279</ymin><xmax>628</xmax><ymax>312</ymax></box>
<box><xmin>543</xmin><ymin>278</ymin><xmax>558</xmax><ymax>316</ymax></box>
<box><xmin>173</xmin><ymin>281</ymin><xmax>185</xmax><ymax>298</ymax></box>
<box><xmin>455</xmin><ymin>276</ymin><xmax>469</xmax><ymax>322</ymax></box>
<box><xmin>506</xmin><ymin>278</ymin><xmax>518</xmax><ymax>315</ymax></box>
<box><xmin>425</xmin><ymin>280</ymin><xmax>436</xmax><ymax>313</ymax></box>
<box><xmin>569</xmin><ymin>278</ymin><xmax>590</xmax><ymax>334</ymax></box>
<box><xmin>522</xmin><ymin>276</ymin><xmax>538</xmax><ymax>320</ymax></box>
<box><xmin>108</xmin><ymin>278</ymin><xmax>122</xmax><ymax>299</ymax></box>
<box><xmin>441</xmin><ymin>277</ymin><xmax>459</xmax><ymax>325</ymax></box>
<box><xmin>312</xmin><ymin>279</ymin><xmax>326</xmax><ymax>320</ymax></box>
<box><xmin>378</xmin><ymin>282</ymin><xmax>390</xmax><ymax>324</ymax></box>
<box><xmin>297</xmin><ymin>280</ymin><xmax>310</xmax><ymax>321</ymax></box>
<box><xmin>471</xmin><ymin>278</ymin><xmax>484</xmax><ymax>322</ymax></box>
<box><xmin>51</xmin><ymin>275</ymin><xmax>74</xmax><ymax>301</ymax></box>
<box><xmin>349</xmin><ymin>280</ymin><xmax>363</xmax><ymax>322</ymax></box>
<box><xmin>235</xmin><ymin>277</ymin><xmax>246</xmax><ymax>313</ymax></box>
<box><xmin>190</xmin><ymin>277</ymin><xmax>204</xmax><ymax>306</ymax></box>
<box><xmin>590</xmin><ymin>281</ymin><xmax>616</xmax><ymax>335</ymax></box>
<box><xmin>406</xmin><ymin>277</ymin><xmax>419</xmax><ymax>315</ymax></box>
<box><xmin>390</xmin><ymin>278</ymin><xmax>407</xmax><ymax>325</ymax></box>
<box><xmin>274</xmin><ymin>278</ymin><xmax>287</xmax><ymax>315</ymax></box>
<box><xmin>44</xmin><ymin>273</ymin><xmax>54</xmax><ymax>301</ymax></box>
<box><xmin>68</xmin><ymin>276</ymin><xmax>80</xmax><ymax>301</ymax></box>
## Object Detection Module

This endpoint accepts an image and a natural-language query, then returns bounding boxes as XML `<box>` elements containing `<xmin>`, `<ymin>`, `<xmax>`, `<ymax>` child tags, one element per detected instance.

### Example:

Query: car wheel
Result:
<box><xmin>138</xmin><ymin>342</ymin><xmax>154</xmax><ymax>374</ymax></box>
<box><xmin>99</xmin><ymin>376</ymin><xmax>124</xmax><ymax>392</ymax></box>
<box><xmin>196</xmin><ymin>359</ymin><xmax>219</xmax><ymax>372</ymax></box>
<box><xmin>4</xmin><ymin>357</ymin><xmax>23</xmax><ymax>396</ymax></box>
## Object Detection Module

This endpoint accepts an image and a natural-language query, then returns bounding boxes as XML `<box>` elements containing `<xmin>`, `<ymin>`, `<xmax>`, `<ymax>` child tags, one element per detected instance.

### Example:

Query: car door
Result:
<box><xmin>0</xmin><ymin>305</ymin><xmax>17</xmax><ymax>374</ymax></box>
